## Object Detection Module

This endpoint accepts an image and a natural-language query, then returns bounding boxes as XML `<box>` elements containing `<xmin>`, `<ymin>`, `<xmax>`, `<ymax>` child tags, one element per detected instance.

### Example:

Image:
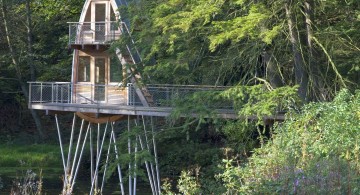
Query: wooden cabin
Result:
<box><xmin>69</xmin><ymin>0</ymin><xmax>127</xmax><ymax>105</ymax></box>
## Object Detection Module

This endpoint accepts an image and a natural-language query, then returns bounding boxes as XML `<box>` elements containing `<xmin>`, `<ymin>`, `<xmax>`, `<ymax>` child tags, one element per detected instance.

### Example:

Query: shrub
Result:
<box><xmin>217</xmin><ymin>89</ymin><xmax>360</xmax><ymax>194</ymax></box>
<box><xmin>10</xmin><ymin>170</ymin><xmax>43</xmax><ymax>195</ymax></box>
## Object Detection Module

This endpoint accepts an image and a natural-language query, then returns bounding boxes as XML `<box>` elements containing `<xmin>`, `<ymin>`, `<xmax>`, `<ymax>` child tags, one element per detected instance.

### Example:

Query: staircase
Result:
<box><xmin>115</xmin><ymin>22</ymin><xmax>154</xmax><ymax>106</ymax></box>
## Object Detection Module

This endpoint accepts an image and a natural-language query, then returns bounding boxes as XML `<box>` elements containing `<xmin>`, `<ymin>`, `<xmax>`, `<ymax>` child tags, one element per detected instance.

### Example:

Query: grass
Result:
<box><xmin>0</xmin><ymin>143</ymin><xmax>152</xmax><ymax>194</ymax></box>
<box><xmin>0</xmin><ymin>144</ymin><xmax>62</xmax><ymax>168</ymax></box>
<box><xmin>0</xmin><ymin>144</ymin><xmax>64</xmax><ymax>193</ymax></box>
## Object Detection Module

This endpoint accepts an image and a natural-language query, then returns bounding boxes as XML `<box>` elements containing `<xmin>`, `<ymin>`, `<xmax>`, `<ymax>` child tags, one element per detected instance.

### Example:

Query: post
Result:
<box><xmin>28</xmin><ymin>82</ymin><xmax>32</xmax><ymax>106</ymax></box>
<box><xmin>69</xmin><ymin>23</ymin><xmax>71</xmax><ymax>45</ymax></box>
<box><xmin>51</xmin><ymin>83</ymin><xmax>54</xmax><ymax>103</ymax></box>
<box><xmin>127</xmin><ymin>84</ymin><xmax>131</xmax><ymax>106</ymax></box>
<box><xmin>60</xmin><ymin>83</ymin><xmax>63</xmax><ymax>103</ymax></box>
<box><xmin>90</xmin><ymin>126</ymin><xmax>94</xmax><ymax>183</ymax></box>
<box><xmin>91</xmin><ymin>84</ymin><xmax>93</xmax><ymax>104</ymax></box>
<box><xmin>128</xmin><ymin>115</ymin><xmax>133</xmax><ymax>195</ymax></box>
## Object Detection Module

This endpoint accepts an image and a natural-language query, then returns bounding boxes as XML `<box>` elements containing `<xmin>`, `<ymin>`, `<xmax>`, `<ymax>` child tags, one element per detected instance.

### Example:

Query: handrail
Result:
<box><xmin>28</xmin><ymin>82</ymin><xmax>233</xmax><ymax>108</ymax></box>
<box><xmin>68</xmin><ymin>22</ymin><xmax>121</xmax><ymax>45</ymax></box>
<box><xmin>67</xmin><ymin>21</ymin><xmax>118</xmax><ymax>24</ymax></box>
<box><xmin>28</xmin><ymin>81</ymin><xmax>71</xmax><ymax>84</ymax></box>
<box><xmin>145</xmin><ymin>84</ymin><xmax>230</xmax><ymax>89</ymax></box>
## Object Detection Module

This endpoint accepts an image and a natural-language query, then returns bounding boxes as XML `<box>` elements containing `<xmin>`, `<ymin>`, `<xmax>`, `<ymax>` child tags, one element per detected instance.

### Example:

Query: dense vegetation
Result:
<box><xmin>0</xmin><ymin>0</ymin><xmax>359</xmax><ymax>194</ymax></box>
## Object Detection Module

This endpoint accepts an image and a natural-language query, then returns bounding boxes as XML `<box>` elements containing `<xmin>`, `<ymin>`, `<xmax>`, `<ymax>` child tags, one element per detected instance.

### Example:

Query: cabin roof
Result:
<box><xmin>79</xmin><ymin>0</ymin><xmax>128</xmax><ymax>23</ymax></box>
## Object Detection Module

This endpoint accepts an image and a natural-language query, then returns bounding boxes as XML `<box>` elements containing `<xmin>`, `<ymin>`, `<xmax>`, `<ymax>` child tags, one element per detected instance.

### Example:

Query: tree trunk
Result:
<box><xmin>26</xmin><ymin>0</ymin><xmax>36</xmax><ymax>81</ymax></box>
<box><xmin>285</xmin><ymin>0</ymin><xmax>308</xmax><ymax>101</ymax></box>
<box><xmin>1</xmin><ymin>0</ymin><xmax>45</xmax><ymax>141</ymax></box>
<box><xmin>304</xmin><ymin>0</ymin><xmax>314</xmax><ymax>56</ymax></box>
<box><xmin>263</xmin><ymin>50</ymin><xmax>283</xmax><ymax>88</ymax></box>
<box><xmin>304</xmin><ymin>0</ymin><xmax>327</xmax><ymax>100</ymax></box>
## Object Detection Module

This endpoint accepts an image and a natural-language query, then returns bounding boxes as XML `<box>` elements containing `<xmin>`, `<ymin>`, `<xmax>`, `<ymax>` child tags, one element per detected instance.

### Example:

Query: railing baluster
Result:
<box><xmin>61</xmin><ymin>84</ymin><xmax>63</xmax><ymax>103</ymax></box>
<box><xmin>68</xmin><ymin>83</ymin><xmax>71</xmax><ymax>104</ymax></box>
<box><xmin>40</xmin><ymin>83</ymin><xmax>43</xmax><ymax>103</ymax></box>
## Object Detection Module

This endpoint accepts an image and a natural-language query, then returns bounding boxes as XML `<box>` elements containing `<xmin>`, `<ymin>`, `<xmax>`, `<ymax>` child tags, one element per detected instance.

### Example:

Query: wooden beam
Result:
<box><xmin>76</xmin><ymin>112</ymin><xmax>127</xmax><ymax>124</ymax></box>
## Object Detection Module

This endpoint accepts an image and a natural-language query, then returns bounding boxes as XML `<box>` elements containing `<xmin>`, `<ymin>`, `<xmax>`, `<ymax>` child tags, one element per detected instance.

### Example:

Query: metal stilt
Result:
<box><xmin>101</xmin><ymin>128</ymin><xmax>113</xmax><ymax>194</ymax></box>
<box><xmin>54</xmin><ymin>114</ymin><xmax>161</xmax><ymax>195</ymax></box>
<box><xmin>71</xmin><ymin>123</ymin><xmax>91</xmax><ymax>189</ymax></box>
<box><xmin>96</xmin><ymin>123</ymin><xmax>101</xmax><ymax>190</ymax></box>
<box><xmin>90</xmin><ymin>122</ymin><xmax>109</xmax><ymax>195</ymax></box>
<box><xmin>128</xmin><ymin>115</ymin><xmax>133</xmax><ymax>195</ymax></box>
<box><xmin>55</xmin><ymin>114</ymin><xmax>69</xmax><ymax>195</ymax></box>
<box><xmin>69</xmin><ymin>119</ymin><xmax>85</xmax><ymax>185</ymax></box>
<box><xmin>142</xmin><ymin>116</ymin><xmax>159</xmax><ymax>194</ymax></box>
<box><xmin>138</xmin><ymin>135</ymin><xmax>156</xmax><ymax>195</ymax></box>
<box><xmin>111</xmin><ymin>123</ymin><xmax>125</xmax><ymax>195</ymax></box>
<box><xmin>90</xmin><ymin>125</ymin><xmax>94</xmax><ymax>183</ymax></box>
<box><xmin>66</xmin><ymin>114</ymin><xmax>76</xmax><ymax>174</ymax></box>
<box><xmin>151</xmin><ymin>116</ymin><xmax>161</xmax><ymax>195</ymax></box>
<box><xmin>133</xmin><ymin>136</ymin><xmax>138</xmax><ymax>195</ymax></box>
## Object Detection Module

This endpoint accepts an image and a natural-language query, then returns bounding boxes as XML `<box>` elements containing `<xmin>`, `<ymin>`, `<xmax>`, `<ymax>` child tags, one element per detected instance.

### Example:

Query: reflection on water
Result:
<box><xmin>0</xmin><ymin>173</ymin><xmax>151</xmax><ymax>195</ymax></box>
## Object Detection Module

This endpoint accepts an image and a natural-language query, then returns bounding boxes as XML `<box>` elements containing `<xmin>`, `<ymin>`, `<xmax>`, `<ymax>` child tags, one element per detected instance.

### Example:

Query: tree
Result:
<box><xmin>0</xmin><ymin>0</ymin><xmax>82</xmax><ymax>140</ymax></box>
<box><xmin>0</xmin><ymin>0</ymin><xmax>44</xmax><ymax>139</ymax></box>
<box><xmin>122</xmin><ymin>0</ymin><xmax>359</xmax><ymax>100</ymax></box>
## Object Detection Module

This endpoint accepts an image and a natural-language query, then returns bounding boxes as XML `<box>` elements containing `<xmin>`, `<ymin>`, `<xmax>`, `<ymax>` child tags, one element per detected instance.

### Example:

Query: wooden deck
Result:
<box><xmin>29</xmin><ymin>103</ymin><xmax>239</xmax><ymax>119</ymax></box>
<box><xmin>29</xmin><ymin>102</ymin><xmax>286</xmax><ymax>122</ymax></box>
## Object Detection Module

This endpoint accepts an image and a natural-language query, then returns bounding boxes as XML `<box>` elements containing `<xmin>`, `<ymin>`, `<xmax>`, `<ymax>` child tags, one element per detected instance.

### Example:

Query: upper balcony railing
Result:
<box><xmin>68</xmin><ymin>22</ymin><xmax>121</xmax><ymax>45</ymax></box>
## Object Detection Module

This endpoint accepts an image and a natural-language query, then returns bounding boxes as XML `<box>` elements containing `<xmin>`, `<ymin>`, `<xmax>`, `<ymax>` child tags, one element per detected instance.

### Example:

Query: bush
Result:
<box><xmin>217</xmin><ymin>89</ymin><xmax>360</xmax><ymax>194</ymax></box>
<box><xmin>10</xmin><ymin>170</ymin><xmax>43</xmax><ymax>195</ymax></box>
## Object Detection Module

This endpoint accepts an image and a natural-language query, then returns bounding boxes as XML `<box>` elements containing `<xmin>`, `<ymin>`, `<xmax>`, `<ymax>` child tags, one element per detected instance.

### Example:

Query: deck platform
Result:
<box><xmin>29</xmin><ymin>103</ymin><xmax>238</xmax><ymax>119</ymax></box>
<box><xmin>28</xmin><ymin>82</ymin><xmax>285</xmax><ymax>121</ymax></box>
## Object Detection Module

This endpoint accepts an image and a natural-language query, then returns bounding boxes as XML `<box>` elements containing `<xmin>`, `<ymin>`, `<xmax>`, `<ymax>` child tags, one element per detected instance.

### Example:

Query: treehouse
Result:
<box><xmin>27</xmin><ymin>0</ymin><xmax>237</xmax><ymax>119</ymax></box>
<box><xmin>26</xmin><ymin>1</ymin><xmax>283</xmax><ymax>194</ymax></box>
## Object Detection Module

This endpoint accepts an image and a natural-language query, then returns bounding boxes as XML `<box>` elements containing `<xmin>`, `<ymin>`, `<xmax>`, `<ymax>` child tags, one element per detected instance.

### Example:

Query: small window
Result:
<box><xmin>110</xmin><ymin>56</ymin><xmax>123</xmax><ymax>83</ymax></box>
<box><xmin>84</xmin><ymin>5</ymin><xmax>91</xmax><ymax>22</ymax></box>
<box><xmin>95</xmin><ymin>4</ymin><xmax>106</xmax><ymax>22</ymax></box>
<box><xmin>78</xmin><ymin>56</ymin><xmax>90</xmax><ymax>82</ymax></box>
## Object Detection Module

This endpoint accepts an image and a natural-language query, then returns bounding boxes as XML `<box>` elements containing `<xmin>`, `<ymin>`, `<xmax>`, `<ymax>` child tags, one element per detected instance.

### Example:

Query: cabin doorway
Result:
<box><xmin>77</xmin><ymin>55</ymin><xmax>108</xmax><ymax>103</ymax></box>
<box><xmin>94</xmin><ymin>57</ymin><xmax>106</xmax><ymax>101</ymax></box>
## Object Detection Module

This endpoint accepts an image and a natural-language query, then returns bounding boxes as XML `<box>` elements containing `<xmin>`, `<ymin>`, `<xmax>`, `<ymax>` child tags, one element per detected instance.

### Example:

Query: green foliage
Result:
<box><xmin>221</xmin><ymin>84</ymin><xmax>299</xmax><ymax>118</ymax></box>
<box><xmin>209</xmin><ymin>3</ymin><xmax>278</xmax><ymax>51</ymax></box>
<box><xmin>162</xmin><ymin>169</ymin><xmax>208</xmax><ymax>195</ymax></box>
<box><xmin>162</xmin><ymin>178</ymin><xmax>175</xmax><ymax>195</ymax></box>
<box><xmin>177</xmin><ymin>170</ymin><xmax>201</xmax><ymax>195</ymax></box>
<box><xmin>216</xmin><ymin>89</ymin><xmax>360</xmax><ymax>194</ymax></box>
<box><xmin>123</xmin><ymin>0</ymin><xmax>359</xmax><ymax>99</ymax></box>
<box><xmin>222</xmin><ymin>120</ymin><xmax>258</xmax><ymax>155</ymax></box>
<box><xmin>0</xmin><ymin>176</ymin><xmax>3</xmax><ymax>190</ymax></box>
